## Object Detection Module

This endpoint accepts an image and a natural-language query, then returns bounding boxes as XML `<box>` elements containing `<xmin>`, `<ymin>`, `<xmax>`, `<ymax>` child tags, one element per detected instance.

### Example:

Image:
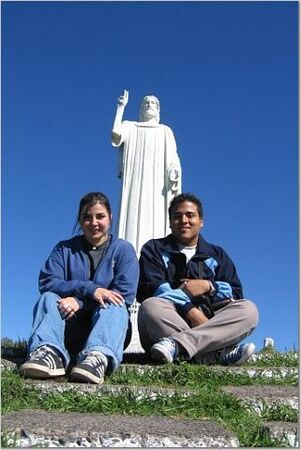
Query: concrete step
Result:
<box><xmin>24</xmin><ymin>379</ymin><xmax>194</xmax><ymax>400</ymax></box>
<box><xmin>25</xmin><ymin>380</ymin><xmax>299</xmax><ymax>411</ymax></box>
<box><xmin>1</xmin><ymin>409</ymin><xmax>239</xmax><ymax>447</ymax></box>
<box><xmin>21</xmin><ymin>380</ymin><xmax>299</xmax><ymax>447</ymax></box>
<box><xmin>118</xmin><ymin>363</ymin><xmax>299</xmax><ymax>382</ymax></box>
<box><xmin>222</xmin><ymin>385</ymin><xmax>299</xmax><ymax>412</ymax></box>
<box><xmin>262</xmin><ymin>421</ymin><xmax>299</xmax><ymax>448</ymax></box>
<box><xmin>2</xmin><ymin>356</ymin><xmax>298</xmax><ymax>383</ymax></box>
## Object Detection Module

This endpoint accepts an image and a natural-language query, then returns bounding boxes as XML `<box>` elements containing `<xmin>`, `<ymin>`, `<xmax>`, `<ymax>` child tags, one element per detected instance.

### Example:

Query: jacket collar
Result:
<box><xmin>74</xmin><ymin>233</ymin><xmax>114</xmax><ymax>251</ymax></box>
<box><xmin>161</xmin><ymin>234</ymin><xmax>213</xmax><ymax>259</ymax></box>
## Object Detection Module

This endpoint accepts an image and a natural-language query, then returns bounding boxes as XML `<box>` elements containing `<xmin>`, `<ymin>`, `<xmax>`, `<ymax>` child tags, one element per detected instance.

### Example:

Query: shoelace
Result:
<box><xmin>159</xmin><ymin>339</ymin><xmax>177</xmax><ymax>358</ymax></box>
<box><xmin>82</xmin><ymin>352</ymin><xmax>107</xmax><ymax>376</ymax></box>
<box><xmin>31</xmin><ymin>345</ymin><xmax>54</xmax><ymax>359</ymax></box>
<box><xmin>160</xmin><ymin>339</ymin><xmax>174</xmax><ymax>349</ymax></box>
<box><xmin>221</xmin><ymin>345</ymin><xmax>240</xmax><ymax>361</ymax></box>
<box><xmin>30</xmin><ymin>345</ymin><xmax>59</xmax><ymax>368</ymax></box>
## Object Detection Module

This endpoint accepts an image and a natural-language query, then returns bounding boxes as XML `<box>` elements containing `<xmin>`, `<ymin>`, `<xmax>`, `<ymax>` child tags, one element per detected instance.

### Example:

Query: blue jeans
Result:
<box><xmin>27</xmin><ymin>292</ymin><xmax>129</xmax><ymax>371</ymax></box>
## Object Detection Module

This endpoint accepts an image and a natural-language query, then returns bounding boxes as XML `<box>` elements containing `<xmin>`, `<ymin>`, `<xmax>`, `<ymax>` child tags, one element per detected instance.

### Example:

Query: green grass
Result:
<box><xmin>110</xmin><ymin>360</ymin><xmax>297</xmax><ymax>387</ymax></box>
<box><xmin>1</xmin><ymin>431</ymin><xmax>18</xmax><ymax>449</ymax></box>
<box><xmin>246</xmin><ymin>349</ymin><xmax>298</xmax><ymax>368</ymax></box>
<box><xmin>1</xmin><ymin>357</ymin><xmax>298</xmax><ymax>448</ymax></box>
<box><xmin>259</xmin><ymin>403</ymin><xmax>298</xmax><ymax>423</ymax></box>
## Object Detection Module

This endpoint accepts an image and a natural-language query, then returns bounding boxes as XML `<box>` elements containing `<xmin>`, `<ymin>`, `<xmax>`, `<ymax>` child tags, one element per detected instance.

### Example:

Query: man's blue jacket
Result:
<box><xmin>39</xmin><ymin>234</ymin><xmax>139</xmax><ymax>309</ymax></box>
<box><xmin>137</xmin><ymin>234</ymin><xmax>243</xmax><ymax>316</ymax></box>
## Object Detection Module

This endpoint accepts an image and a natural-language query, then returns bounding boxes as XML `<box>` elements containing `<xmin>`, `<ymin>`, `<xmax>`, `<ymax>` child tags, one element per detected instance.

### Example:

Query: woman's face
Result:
<box><xmin>80</xmin><ymin>202</ymin><xmax>112</xmax><ymax>246</ymax></box>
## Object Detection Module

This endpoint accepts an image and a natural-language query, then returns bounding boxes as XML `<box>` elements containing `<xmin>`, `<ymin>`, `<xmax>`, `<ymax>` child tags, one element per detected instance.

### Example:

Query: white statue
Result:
<box><xmin>112</xmin><ymin>90</ymin><xmax>182</xmax><ymax>255</ymax></box>
<box><xmin>263</xmin><ymin>337</ymin><xmax>275</xmax><ymax>348</ymax></box>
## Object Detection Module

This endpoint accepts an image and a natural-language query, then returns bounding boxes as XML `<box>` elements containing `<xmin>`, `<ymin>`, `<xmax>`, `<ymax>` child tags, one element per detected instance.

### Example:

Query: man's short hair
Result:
<box><xmin>168</xmin><ymin>193</ymin><xmax>203</xmax><ymax>219</ymax></box>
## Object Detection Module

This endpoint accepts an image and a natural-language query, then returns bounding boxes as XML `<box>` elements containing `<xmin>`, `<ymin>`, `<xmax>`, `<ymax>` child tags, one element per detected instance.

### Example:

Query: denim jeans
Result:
<box><xmin>27</xmin><ymin>292</ymin><xmax>129</xmax><ymax>371</ymax></box>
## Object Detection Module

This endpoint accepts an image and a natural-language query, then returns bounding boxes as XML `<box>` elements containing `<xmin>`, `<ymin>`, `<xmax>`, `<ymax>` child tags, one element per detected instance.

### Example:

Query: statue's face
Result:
<box><xmin>141</xmin><ymin>96</ymin><xmax>159</xmax><ymax>120</ymax></box>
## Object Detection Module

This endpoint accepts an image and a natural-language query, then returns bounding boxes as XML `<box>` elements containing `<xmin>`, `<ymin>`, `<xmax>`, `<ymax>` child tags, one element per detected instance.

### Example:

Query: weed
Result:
<box><xmin>1</xmin><ymin>431</ymin><xmax>18</xmax><ymax>448</ymax></box>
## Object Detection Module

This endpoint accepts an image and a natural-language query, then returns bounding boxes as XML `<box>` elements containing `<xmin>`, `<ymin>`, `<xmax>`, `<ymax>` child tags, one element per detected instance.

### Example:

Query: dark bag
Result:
<box><xmin>192</xmin><ymin>295</ymin><xmax>232</xmax><ymax>319</ymax></box>
<box><xmin>210</xmin><ymin>298</ymin><xmax>232</xmax><ymax>311</ymax></box>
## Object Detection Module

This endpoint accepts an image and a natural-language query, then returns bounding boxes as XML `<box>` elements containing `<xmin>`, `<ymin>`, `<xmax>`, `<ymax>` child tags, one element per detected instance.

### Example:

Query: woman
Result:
<box><xmin>19</xmin><ymin>192</ymin><xmax>139</xmax><ymax>384</ymax></box>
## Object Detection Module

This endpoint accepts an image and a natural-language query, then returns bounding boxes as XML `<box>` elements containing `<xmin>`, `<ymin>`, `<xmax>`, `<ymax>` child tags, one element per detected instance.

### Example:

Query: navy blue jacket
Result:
<box><xmin>39</xmin><ymin>234</ymin><xmax>139</xmax><ymax>309</ymax></box>
<box><xmin>137</xmin><ymin>234</ymin><xmax>243</xmax><ymax>315</ymax></box>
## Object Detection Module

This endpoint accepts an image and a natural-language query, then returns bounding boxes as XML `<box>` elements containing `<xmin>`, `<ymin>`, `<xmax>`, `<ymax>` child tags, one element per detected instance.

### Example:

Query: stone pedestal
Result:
<box><xmin>124</xmin><ymin>301</ymin><xmax>144</xmax><ymax>354</ymax></box>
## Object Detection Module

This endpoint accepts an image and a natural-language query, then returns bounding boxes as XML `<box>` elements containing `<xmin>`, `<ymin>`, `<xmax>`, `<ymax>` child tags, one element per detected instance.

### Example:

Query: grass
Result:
<box><xmin>1</xmin><ymin>431</ymin><xmax>18</xmax><ymax>449</ymax></box>
<box><xmin>246</xmin><ymin>348</ymin><xmax>298</xmax><ymax>368</ymax></box>
<box><xmin>110</xmin><ymin>361</ymin><xmax>298</xmax><ymax>387</ymax></box>
<box><xmin>1</xmin><ymin>353</ymin><xmax>298</xmax><ymax>448</ymax></box>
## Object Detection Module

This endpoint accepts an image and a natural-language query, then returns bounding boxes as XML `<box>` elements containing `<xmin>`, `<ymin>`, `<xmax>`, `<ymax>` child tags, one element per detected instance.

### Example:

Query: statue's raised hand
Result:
<box><xmin>117</xmin><ymin>90</ymin><xmax>129</xmax><ymax>108</ymax></box>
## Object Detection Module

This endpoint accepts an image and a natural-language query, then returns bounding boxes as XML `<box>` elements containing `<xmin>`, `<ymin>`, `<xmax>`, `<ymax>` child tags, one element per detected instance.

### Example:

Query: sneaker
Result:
<box><xmin>19</xmin><ymin>345</ymin><xmax>65</xmax><ymax>379</ymax></box>
<box><xmin>70</xmin><ymin>351</ymin><xmax>108</xmax><ymax>384</ymax></box>
<box><xmin>218</xmin><ymin>343</ymin><xmax>256</xmax><ymax>366</ymax></box>
<box><xmin>151</xmin><ymin>338</ymin><xmax>178</xmax><ymax>364</ymax></box>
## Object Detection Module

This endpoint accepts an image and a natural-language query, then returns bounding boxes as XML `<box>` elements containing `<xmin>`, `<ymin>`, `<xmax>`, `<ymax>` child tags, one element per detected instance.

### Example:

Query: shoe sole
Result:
<box><xmin>69</xmin><ymin>367</ymin><xmax>104</xmax><ymax>384</ymax></box>
<box><xmin>19</xmin><ymin>363</ymin><xmax>65</xmax><ymax>379</ymax></box>
<box><xmin>151</xmin><ymin>345</ymin><xmax>173</xmax><ymax>363</ymax></box>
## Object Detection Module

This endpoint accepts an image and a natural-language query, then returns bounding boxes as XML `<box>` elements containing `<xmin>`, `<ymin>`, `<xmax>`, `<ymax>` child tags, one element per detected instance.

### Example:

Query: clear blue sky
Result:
<box><xmin>2</xmin><ymin>1</ymin><xmax>298</xmax><ymax>352</ymax></box>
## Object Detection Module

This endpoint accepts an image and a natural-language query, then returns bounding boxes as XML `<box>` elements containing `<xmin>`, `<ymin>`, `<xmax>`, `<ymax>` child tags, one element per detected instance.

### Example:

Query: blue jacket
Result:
<box><xmin>137</xmin><ymin>234</ymin><xmax>243</xmax><ymax>316</ymax></box>
<box><xmin>39</xmin><ymin>234</ymin><xmax>139</xmax><ymax>309</ymax></box>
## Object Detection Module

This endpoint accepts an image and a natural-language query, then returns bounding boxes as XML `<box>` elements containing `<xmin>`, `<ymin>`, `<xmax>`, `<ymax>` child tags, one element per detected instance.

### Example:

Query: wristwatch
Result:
<box><xmin>208</xmin><ymin>281</ymin><xmax>216</xmax><ymax>297</ymax></box>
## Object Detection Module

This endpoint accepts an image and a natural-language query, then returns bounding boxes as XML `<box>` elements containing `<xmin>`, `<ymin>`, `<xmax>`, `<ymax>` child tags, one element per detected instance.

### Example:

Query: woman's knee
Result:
<box><xmin>34</xmin><ymin>292</ymin><xmax>60</xmax><ymax>313</ymax></box>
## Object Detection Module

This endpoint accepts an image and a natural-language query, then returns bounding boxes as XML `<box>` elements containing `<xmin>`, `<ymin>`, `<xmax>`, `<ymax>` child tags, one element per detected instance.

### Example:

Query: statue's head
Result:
<box><xmin>139</xmin><ymin>95</ymin><xmax>160</xmax><ymax>122</ymax></box>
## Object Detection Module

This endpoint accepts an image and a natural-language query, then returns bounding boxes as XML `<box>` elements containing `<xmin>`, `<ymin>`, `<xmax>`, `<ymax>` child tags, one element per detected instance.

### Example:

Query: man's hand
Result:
<box><xmin>117</xmin><ymin>90</ymin><xmax>129</xmax><ymax>108</ymax></box>
<box><xmin>57</xmin><ymin>297</ymin><xmax>79</xmax><ymax>321</ymax></box>
<box><xmin>185</xmin><ymin>306</ymin><xmax>209</xmax><ymax>327</ymax></box>
<box><xmin>93</xmin><ymin>288</ymin><xmax>125</xmax><ymax>308</ymax></box>
<box><xmin>180</xmin><ymin>279</ymin><xmax>211</xmax><ymax>298</ymax></box>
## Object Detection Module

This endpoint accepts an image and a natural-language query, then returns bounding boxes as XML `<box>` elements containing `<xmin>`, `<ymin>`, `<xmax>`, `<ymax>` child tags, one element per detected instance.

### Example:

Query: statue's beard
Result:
<box><xmin>140</xmin><ymin>110</ymin><xmax>159</xmax><ymax>122</ymax></box>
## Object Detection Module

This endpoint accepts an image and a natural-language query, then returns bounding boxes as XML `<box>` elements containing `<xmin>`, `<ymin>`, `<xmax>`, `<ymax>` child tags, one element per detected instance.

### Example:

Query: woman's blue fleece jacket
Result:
<box><xmin>38</xmin><ymin>234</ymin><xmax>139</xmax><ymax>309</ymax></box>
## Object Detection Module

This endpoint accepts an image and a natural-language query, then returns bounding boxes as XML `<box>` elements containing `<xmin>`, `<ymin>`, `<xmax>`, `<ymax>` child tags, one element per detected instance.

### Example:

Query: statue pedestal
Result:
<box><xmin>124</xmin><ymin>301</ymin><xmax>144</xmax><ymax>354</ymax></box>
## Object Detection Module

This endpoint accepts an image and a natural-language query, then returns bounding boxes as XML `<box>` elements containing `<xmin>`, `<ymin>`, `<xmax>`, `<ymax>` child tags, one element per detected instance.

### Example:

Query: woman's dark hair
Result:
<box><xmin>168</xmin><ymin>193</ymin><xmax>203</xmax><ymax>219</ymax></box>
<box><xmin>73</xmin><ymin>192</ymin><xmax>112</xmax><ymax>234</ymax></box>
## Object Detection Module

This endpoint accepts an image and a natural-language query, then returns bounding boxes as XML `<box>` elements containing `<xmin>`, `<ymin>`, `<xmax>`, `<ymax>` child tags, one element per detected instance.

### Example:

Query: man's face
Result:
<box><xmin>169</xmin><ymin>201</ymin><xmax>203</xmax><ymax>246</ymax></box>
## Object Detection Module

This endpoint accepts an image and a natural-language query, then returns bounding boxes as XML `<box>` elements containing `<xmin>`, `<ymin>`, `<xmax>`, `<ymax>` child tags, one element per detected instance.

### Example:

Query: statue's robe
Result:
<box><xmin>112</xmin><ymin>120</ymin><xmax>182</xmax><ymax>256</ymax></box>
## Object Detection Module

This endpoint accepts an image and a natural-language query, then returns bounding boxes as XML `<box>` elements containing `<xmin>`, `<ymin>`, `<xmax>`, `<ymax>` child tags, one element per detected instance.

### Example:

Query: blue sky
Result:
<box><xmin>2</xmin><ymin>1</ymin><xmax>298</xmax><ymax>352</ymax></box>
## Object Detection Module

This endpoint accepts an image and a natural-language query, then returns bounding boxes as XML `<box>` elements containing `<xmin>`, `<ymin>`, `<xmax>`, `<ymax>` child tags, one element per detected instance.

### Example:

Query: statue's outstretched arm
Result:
<box><xmin>112</xmin><ymin>90</ymin><xmax>129</xmax><ymax>145</ymax></box>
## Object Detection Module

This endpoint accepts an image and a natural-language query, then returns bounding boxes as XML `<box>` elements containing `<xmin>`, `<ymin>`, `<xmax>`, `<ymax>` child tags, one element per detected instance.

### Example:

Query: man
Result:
<box><xmin>111</xmin><ymin>90</ymin><xmax>181</xmax><ymax>256</ymax></box>
<box><xmin>137</xmin><ymin>193</ymin><xmax>259</xmax><ymax>365</ymax></box>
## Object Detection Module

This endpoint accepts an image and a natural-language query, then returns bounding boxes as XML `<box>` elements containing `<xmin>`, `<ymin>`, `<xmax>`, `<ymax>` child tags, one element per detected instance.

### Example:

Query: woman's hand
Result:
<box><xmin>57</xmin><ymin>297</ymin><xmax>79</xmax><ymax>320</ymax></box>
<box><xmin>93</xmin><ymin>288</ymin><xmax>125</xmax><ymax>308</ymax></box>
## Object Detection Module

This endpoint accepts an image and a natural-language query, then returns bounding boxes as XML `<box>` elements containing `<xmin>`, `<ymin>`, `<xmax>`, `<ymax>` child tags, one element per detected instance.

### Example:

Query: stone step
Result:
<box><xmin>2</xmin><ymin>357</ymin><xmax>298</xmax><ymax>383</ymax></box>
<box><xmin>262</xmin><ymin>421</ymin><xmax>299</xmax><ymax>448</ymax></box>
<box><xmin>119</xmin><ymin>363</ymin><xmax>299</xmax><ymax>382</ymax></box>
<box><xmin>25</xmin><ymin>380</ymin><xmax>299</xmax><ymax>412</ymax></box>
<box><xmin>24</xmin><ymin>379</ymin><xmax>194</xmax><ymax>400</ymax></box>
<box><xmin>222</xmin><ymin>385</ymin><xmax>299</xmax><ymax>412</ymax></box>
<box><xmin>1</xmin><ymin>410</ymin><xmax>239</xmax><ymax>447</ymax></box>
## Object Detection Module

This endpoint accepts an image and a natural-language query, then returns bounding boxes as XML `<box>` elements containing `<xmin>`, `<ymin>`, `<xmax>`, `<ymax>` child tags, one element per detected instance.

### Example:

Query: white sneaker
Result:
<box><xmin>151</xmin><ymin>338</ymin><xmax>178</xmax><ymax>364</ymax></box>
